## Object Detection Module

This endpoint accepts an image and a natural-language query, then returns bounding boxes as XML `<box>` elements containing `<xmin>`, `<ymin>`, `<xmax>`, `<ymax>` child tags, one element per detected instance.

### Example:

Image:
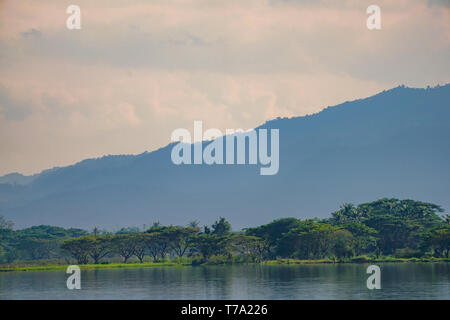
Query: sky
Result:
<box><xmin>0</xmin><ymin>0</ymin><xmax>449</xmax><ymax>176</ymax></box>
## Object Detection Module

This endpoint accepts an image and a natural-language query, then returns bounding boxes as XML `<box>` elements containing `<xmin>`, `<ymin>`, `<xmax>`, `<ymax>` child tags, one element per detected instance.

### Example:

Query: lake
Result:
<box><xmin>0</xmin><ymin>263</ymin><xmax>448</xmax><ymax>299</ymax></box>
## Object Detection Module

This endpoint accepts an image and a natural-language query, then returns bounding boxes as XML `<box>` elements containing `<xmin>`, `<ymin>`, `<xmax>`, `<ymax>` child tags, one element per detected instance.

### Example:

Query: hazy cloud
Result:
<box><xmin>0</xmin><ymin>85</ymin><xmax>33</xmax><ymax>121</ymax></box>
<box><xmin>0</xmin><ymin>0</ymin><xmax>448</xmax><ymax>175</ymax></box>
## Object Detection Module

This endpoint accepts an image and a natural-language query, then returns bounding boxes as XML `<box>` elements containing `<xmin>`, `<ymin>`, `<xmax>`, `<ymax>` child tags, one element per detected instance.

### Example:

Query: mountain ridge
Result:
<box><xmin>1</xmin><ymin>83</ymin><xmax>449</xmax><ymax>229</ymax></box>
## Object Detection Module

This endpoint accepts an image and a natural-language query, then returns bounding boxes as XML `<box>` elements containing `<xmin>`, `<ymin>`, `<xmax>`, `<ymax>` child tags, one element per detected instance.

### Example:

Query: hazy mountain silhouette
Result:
<box><xmin>1</xmin><ymin>84</ymin><xmax>449</xmax><ymax>229</ymax></box>
<box><xmin>0</xmin><ymin>173</ymin><xmax>36</xmax><ymax>185</ymax></box>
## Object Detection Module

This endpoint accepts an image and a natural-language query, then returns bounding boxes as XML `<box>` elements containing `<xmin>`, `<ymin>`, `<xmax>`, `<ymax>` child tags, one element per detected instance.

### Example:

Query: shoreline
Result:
<box><xmin>1</xmin><ymin>257</ymin><xmax>448</xmax><ymax>273</ymax></box>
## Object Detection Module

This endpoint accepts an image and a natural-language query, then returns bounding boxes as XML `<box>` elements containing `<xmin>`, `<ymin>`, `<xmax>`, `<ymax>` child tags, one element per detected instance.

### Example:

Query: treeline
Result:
<box><xmin>0</xmin><ymin>224</ymin><xmax>88</xmax><ymax>263</ymax></box>
<box><xmin>0</xmin><ymin>198</ymin><xmax>449</xmax><ymax>265</ymax></box>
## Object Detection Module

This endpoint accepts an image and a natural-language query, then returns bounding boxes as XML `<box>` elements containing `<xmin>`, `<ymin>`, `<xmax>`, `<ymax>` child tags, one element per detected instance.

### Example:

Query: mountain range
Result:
<box><xmin>1</xmin><ymin>84</ymin><xmax>449</xmax><ymax>230</ymax></box>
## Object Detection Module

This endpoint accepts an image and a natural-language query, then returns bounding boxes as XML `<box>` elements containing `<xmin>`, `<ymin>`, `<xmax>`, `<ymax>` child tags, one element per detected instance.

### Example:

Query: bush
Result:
<box><xmin>205</xmin><ymin>255</ymin><xmax>230</xmax><ymax>265</ymax></box>
<box><xmin>394</xmin><ymin>248</ymin><xmax>423</xmax><ymax>258</ymax></box>
<box><xmin>191</xmin><ymin>257</ymin><xmax>204</xmax><ymax>266</ymax></box>
<box><xmin>172</xmin><ymin>256</ymin><xmax>191</xmax><ymax>264</ymax></box>
<box><xmin>350</xmin><ymin>256</ymin><xmax>371</xmax><ymax>263</ymax></box>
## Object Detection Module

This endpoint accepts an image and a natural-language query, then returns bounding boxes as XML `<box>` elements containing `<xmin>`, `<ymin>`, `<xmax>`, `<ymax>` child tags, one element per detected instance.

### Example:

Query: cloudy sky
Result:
<box><xmin>0</xmin><ymin>0</ymin><xmax>449</xmax><ymax>176</ymax></box>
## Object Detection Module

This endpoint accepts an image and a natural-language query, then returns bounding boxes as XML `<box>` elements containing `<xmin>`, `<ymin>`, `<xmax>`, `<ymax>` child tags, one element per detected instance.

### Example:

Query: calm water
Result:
<box><xmin>0</xmin><ymin>263</ymin><xmax>448</xmax><ymax>300</ymax></box>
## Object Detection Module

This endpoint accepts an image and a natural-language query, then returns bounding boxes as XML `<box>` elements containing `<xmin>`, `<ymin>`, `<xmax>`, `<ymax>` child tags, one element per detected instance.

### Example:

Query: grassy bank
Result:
<box><xmin>263</xmin><ymin>257</ymin><xmax>450</xmax><ymax>265</ymax></box>
<box><xmin>0</xmin><ymin>261</ymin><xmax>189</xmax><ymax>273</ymax></box>
<box><xmin>1</xmin><ymin>256</ymin><xmax>449</xmax><ymax>273</ymax></box>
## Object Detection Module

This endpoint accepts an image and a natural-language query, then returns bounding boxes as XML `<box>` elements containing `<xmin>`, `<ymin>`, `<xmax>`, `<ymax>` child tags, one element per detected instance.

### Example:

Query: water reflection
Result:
<box><xmin>0</xmin><ymin>263</ymin><xmax>448</xmax><ymax>300</ymax></box>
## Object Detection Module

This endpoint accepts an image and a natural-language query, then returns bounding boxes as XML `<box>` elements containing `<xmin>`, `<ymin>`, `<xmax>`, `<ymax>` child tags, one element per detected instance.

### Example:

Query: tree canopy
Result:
<box><xmin>1</xmin><ymin>198</ymin><xmax>448</xmax><ymax>265</ymax></box>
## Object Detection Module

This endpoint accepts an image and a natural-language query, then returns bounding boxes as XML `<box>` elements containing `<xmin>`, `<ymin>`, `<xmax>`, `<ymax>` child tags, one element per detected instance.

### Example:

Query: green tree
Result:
<box><xmin>166</xmin><ymin>226</ymin><xmax>199</xmax><ymax>258</ymax></box>
<box><xmin>341</xmin><ymin>222</ymin><xmax>377</xmax><ymax>255</ymax></box>
<box><xmin>430</xmin><ymin>228</ymin><xmax>450</xmax><ymax>257</ymax></box>
<box><xmin>145</xmin><ymin>232</ymin><xmax>163</xmax><ymax>262</ymax></box>
<box><xmin>245</xmin><ymin>218</ymin><xmax>302</xmax><ymax>258</ymax></box>
<box><xmin>111</xmin><ymin>235</ymin><xmax>136</xmax><ymax>263</ymax></box>
<box><xmin>193</xmin><ymin>234</ymin><xmax>231</xmax><ymax>260</ymax></box>
<box><xmin>18</xmin><ymin>238</ymin><xmax>58</xmax><ymax>260</ymax></box>
<box><xmin>331</xmin><ymin>229</ymin><xmax>355</xmax><ymax>260</ymax></box>
<box><xmin>133</xmin><ymin>234</ymin><xmax>149</xmax><ymax>263</ymax></box>
<box><xmin>87</xmin><ymin>235</ymin><xmax>111</xmax><ymax>264</ymax></box>
<box><xmin>365</xmin><ymin>214</ymin><xmax>415</xmax><ymax>255</ymax></box>
<box><xmin>61</xmin><ymin>237</ymin><xmax>93</xmax><ymax>264</ymax></box>
<box><xmin>0</xmin><ymin>215</ymin><xmax>14</xmax><ymax>230</ymax></box>
<box><xmin>443</xmin><ymin>214</ymin><xmax>450</xmax><ymax>225</ymax></box>
<box><xmin>333</xmin><ymin>198</ymin><xmax>445</xmax><ymax>256</ymax></box>
<box><xmin>146</xmin><ymin>224</ymin><xmax>172</xmax><ymax>259</ymax></box>
<box><xmin>232</xmin><ymin>234</ymin><xmax>266</xmax><ymax>262</ymax></box>
<box><xmin>279</xmin><ymin>220</ymin><xmax>339</xmax><ymax>259</ymax></box>
<box><xmin>211</xmin><ymin>217</ymin><xmax>232</xmax><ymax>236</ymax></box>
<box><xmin>331</xmin><ymin>203</ymin><xmax>363</xmax><ymax>224</ymax></box>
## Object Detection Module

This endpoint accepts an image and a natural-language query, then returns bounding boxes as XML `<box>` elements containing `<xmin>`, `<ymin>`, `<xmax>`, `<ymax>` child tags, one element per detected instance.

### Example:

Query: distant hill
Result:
<box><xmin>0</xmin><ymin>173</ymin><xmax>36</xmax><ymax>185</ymax></box>
<box><xmin>1</xmin><ymin>84</ymin><xmax>449</xmax><ymax>229</ymax></box>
